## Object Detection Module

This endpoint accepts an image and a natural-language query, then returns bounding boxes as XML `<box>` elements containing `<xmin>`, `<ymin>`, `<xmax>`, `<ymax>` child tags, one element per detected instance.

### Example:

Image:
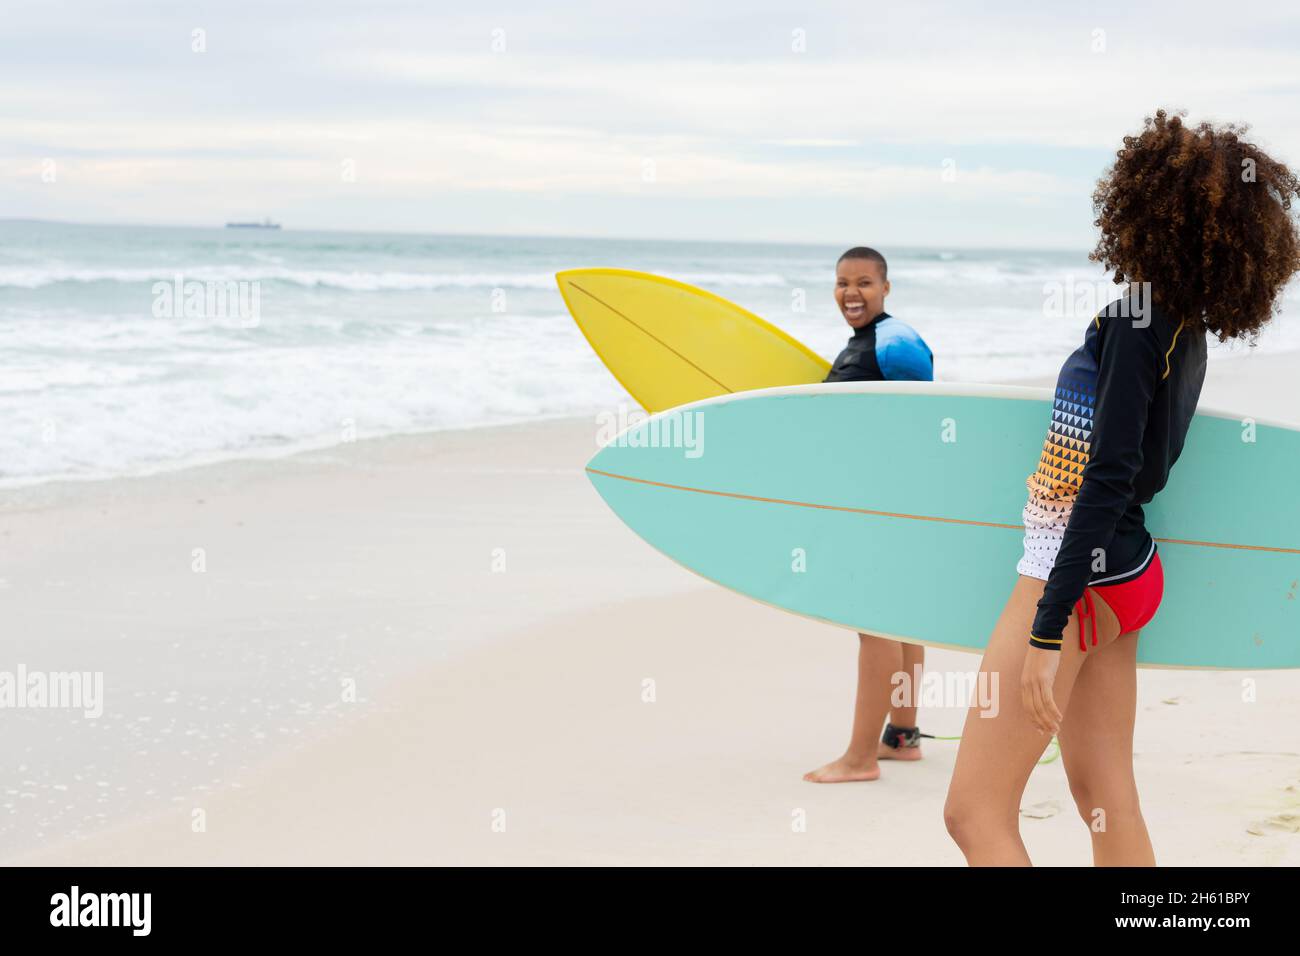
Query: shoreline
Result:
<box><xmin>6</xmin><ymin>344</ymin><xmax>1299</xmax><ymax>501</ymax></box>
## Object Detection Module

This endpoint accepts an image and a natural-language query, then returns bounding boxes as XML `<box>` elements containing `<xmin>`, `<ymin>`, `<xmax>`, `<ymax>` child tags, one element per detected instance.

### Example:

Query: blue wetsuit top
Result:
<box><xmin>823</xmin><ymin>313</ymin><xmax>934</xmax><ymax>383</ymax></box>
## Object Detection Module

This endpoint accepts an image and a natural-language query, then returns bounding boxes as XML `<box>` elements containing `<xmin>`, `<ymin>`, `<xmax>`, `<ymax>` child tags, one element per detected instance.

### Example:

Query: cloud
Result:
<box><xmin>3</xmin><ymin>0</ymin><xmax>1300</xmax><ymax>241</ymax></box>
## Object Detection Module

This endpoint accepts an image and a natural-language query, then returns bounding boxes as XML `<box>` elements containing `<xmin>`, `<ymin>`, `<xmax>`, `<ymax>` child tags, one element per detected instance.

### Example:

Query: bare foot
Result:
<box><xmin>878</xmin><ymin>741</ymin><xmax>923</xmax><ymax>761</ymax></box>
<box><xmin>803</xmin><ymin>755</ymin><xmax>881</xmax><ymax>783</ymax></box>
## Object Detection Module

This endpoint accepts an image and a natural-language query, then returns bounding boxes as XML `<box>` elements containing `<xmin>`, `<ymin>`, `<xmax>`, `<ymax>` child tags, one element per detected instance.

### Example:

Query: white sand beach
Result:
<box><xmin>4</xmin><ymin>349</ymin><xmax>1299</xmax><ymax>866</ymax></box>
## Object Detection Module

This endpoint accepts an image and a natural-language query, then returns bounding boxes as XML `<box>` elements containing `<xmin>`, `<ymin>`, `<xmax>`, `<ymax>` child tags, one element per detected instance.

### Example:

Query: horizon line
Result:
<box><xmin>0</xmin><ymin>217</ymin><xmax>1094</xmax><ymax>256</ymax></box>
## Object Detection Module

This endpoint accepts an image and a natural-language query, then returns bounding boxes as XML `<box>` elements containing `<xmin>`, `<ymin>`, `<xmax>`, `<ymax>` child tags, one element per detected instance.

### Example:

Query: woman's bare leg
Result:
<box><xmin>803</xmin><ymin>633</ymin><xmax>902</xmax><ymax>782</ymax></box>
<box><xmin>1056</xmin><ymin>631</ymin><xmax>1155</xmax><ymax>865</ymax></box>
<box><xmin>879</xmin><ymin>642</ymin><xmax>926</xmax><ymax>760</ymax></box>
<box><xmin>943</xmin><ymin>575</ymin><xmax>1122</xmax><ymax>864</ymax></box>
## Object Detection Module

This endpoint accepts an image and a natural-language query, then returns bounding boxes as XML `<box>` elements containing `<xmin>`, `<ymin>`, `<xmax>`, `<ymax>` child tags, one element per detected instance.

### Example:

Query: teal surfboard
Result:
<box><xmin>587</xmin><ymin>382</ymin><xmax>1300</xmax><ymax>670</ymax></box>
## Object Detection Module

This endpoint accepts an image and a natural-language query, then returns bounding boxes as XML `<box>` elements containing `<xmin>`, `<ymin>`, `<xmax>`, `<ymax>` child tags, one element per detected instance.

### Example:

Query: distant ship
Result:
<box><xmin>225</xmin><ymin>218</ymin><xmax>281</xmax><ymax>230</ymax></box>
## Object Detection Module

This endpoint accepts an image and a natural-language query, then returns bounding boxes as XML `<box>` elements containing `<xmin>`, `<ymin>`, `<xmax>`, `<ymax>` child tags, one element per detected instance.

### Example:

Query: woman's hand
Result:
<box><xmin>1021</xmin><ymin>645</ymin><xmax>1063</xmax><ymax>735</ymax></box>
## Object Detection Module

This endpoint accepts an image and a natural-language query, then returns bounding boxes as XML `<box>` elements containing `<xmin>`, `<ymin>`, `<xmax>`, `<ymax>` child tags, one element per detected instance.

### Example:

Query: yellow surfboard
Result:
<box><xmin>556</xmin><ymin>268</ymin><xmax>830</xmax><ymax>413</ymax></box>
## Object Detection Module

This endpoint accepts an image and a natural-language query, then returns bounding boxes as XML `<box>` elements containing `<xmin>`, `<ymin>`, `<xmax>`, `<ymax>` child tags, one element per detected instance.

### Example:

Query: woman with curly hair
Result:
<box><xmin>944</xmin><ymin>109</ymin><xmax>1300</xmax><ymax>866</ymax></box>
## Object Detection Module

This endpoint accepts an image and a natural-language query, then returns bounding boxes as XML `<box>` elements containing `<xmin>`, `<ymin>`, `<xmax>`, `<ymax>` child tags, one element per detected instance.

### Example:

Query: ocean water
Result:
<box><xmin>2</xmin><ymin>220</ymin><xmax>1296</xmax><ymax>485</ymax></box>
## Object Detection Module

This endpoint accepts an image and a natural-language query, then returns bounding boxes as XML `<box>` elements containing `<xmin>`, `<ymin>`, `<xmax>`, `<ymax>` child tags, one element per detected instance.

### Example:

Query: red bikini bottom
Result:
<box><xmin>1074</xmin><ymin>553</ymin><xmax>1165</xmax><ymax>652</ymax></box>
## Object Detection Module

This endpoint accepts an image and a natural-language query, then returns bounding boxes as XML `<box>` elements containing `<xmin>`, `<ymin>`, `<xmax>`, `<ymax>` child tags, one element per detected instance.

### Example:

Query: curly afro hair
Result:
<box><xmin>1091</xmin><ymin>109</ymin><xmax>1300</xmax><ymax>342</ymax></box>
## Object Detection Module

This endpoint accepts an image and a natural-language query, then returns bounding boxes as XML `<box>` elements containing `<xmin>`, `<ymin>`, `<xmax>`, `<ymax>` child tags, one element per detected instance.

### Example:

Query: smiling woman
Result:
<box><xmin>825</xmin><ymin>247</ymin><xmax>933</xmax><ymax>382</ymax></box>
<box><xmin>802</xmin><ymin>245</ymin><xmax>938</xmax><ymax>783</ymax></box>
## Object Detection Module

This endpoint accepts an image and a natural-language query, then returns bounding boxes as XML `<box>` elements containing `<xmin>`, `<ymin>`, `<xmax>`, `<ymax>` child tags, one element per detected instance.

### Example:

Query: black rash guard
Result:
<box><xmin>1023</xmin><ymin>296</ymin><xmax>1207</xmax><ymax>649</ymax></box>
<box><xmin>824</xmin><ymin>313</ymin><xmax>934</xmax><ymax>382</ymax></box>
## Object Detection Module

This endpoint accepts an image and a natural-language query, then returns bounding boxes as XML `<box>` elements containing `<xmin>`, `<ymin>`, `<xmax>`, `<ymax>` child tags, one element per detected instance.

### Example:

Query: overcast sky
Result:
<box><xmin>5</xmin><ymin>0</ymin><xmax>1300</xmax><ymax>247</ymax></box>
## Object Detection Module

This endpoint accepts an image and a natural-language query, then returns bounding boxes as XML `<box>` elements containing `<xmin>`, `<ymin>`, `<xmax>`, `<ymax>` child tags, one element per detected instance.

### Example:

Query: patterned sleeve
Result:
<box><xmin>1028</xmin><ymin>315</ymin><xmax>1164</xmax><ymax>648</ymax></box>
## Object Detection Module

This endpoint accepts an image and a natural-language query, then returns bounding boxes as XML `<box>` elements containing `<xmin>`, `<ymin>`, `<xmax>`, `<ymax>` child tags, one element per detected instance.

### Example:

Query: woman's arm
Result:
<box><xmin>1029</xmin><ymin>311</ymin><xmax>1165</xmax><ymax>649</ymax></box>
